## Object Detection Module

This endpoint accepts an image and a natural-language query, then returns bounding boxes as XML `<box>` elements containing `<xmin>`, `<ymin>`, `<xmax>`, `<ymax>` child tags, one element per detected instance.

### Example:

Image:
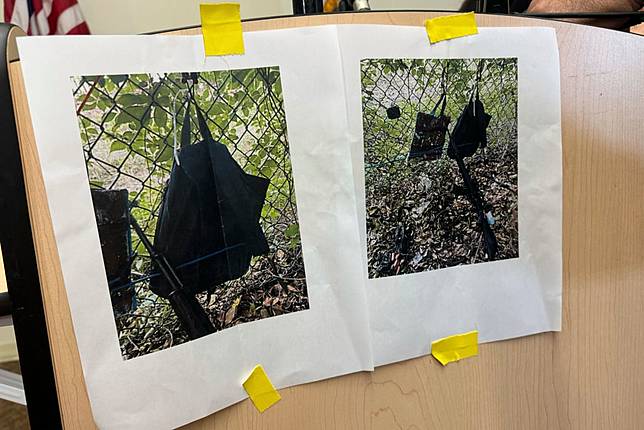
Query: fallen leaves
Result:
<box><xmin>224</xmin><ymin>297</ymin><xmax>241</xmax><ymax>324</ymax></box>
<box><xmin>366</xmin><ymin>134</ymin><xmax>519</xmax><ymax>279</ymax></box>
<box><xmin>116</xmin><ymin>244</ymin><xmax>309</xmax><ymax>359</ymax></box>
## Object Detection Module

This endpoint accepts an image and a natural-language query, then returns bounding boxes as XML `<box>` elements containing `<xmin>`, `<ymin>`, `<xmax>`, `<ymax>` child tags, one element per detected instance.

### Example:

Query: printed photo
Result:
<box><xmin>72</xmin><ymin>67</ymin><xmax>308</xmax><ymax>359</ymax></box>
<box><xmin>362</xmin><ymin>58</ymin><xmax>519</xmax><ymax>279</ymax></box>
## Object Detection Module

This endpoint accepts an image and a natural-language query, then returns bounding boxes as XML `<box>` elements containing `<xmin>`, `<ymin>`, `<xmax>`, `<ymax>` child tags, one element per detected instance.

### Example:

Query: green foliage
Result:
<box><xmin>284</xmin><ymin>223</ymin><xmax>300</xmax><ymax>249</ymax></box>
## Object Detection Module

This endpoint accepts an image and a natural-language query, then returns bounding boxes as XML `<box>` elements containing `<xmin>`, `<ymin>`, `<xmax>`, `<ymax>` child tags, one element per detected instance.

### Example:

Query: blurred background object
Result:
<box><xmin>1</xmin><ymin>247</ymin><xmax>26</xmax><ymax>430</ymax></box>
<box><xmin>4</xmin><ymin>0</ymin><xmax>90</xmax><ymax>34</ymax></box>
<box><xmin>0</xmin><ymin>0</ymin><xmax>464</xmax><ymax>34</ymax></box>
<box><xmin>0</xmin><ymin>249</ymin><xmax>18</xmax><ymax>365</ymax></box>
<box><xmin>293</xmin><ymin>0</ymin><xmax>323</xmax><ymax>14</ymax></box>
<box><xmin>460</xmin><ymin>0</ymin><xmax>643</xmax><ymax>29</ymax></box>
<box><xmin>321</xmin><ymin>0</ymin><xmax>372</xmax><ymax>12</ymax></box>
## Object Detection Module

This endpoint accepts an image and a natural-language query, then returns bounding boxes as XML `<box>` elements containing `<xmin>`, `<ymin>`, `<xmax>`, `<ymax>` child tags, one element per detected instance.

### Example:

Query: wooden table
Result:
<box><xmin>7</xmin><ymin>11</ymin><xmax>644</xmax><ymax>429</ymax></box>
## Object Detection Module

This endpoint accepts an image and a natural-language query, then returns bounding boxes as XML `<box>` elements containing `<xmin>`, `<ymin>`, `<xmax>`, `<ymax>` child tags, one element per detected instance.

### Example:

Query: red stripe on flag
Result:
<box><xmin>47</xmin><ymin>0</ymin><xmax>78</xmax><ymax>32</ymax></box>
<box><xmin>66</xmin><ymin>21</ymin><xmax>90</xmax><ymax>35</ymax></box>
<box><xmin>4</xmin><ymin>0</ymin><xmax>16</xmax><ymax>23</ymax></box>
<box><xmin>31</xmin><ymin>0</ymin><xmax>43</xmax><ymax>14</ymax></box>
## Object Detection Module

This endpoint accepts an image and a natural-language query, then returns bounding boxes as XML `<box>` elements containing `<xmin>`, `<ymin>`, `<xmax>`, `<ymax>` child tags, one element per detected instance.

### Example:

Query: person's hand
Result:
<box><xmin>527</xmin><ymin>0</ymin><xmax>644</xmax><ymax>28</ymax></box>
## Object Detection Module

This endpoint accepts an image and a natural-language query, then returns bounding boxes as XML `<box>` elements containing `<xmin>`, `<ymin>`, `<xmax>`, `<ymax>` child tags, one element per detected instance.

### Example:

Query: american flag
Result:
<box><xmin>4</xmin><ymin>0</ymin><xmax>90</xmax><ymax>35</ymax></box>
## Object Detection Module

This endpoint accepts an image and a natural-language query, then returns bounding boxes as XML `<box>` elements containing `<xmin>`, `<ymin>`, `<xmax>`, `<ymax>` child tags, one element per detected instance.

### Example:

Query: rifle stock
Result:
<box><xmin>453</xmin><ymin>148</ymin><xmax>498</xmax><ymax>260</ymax></box>
<box><xmin>130</xmin><ymin>217</ymin><xmax>215</xmax><ymax>339</ymax></box>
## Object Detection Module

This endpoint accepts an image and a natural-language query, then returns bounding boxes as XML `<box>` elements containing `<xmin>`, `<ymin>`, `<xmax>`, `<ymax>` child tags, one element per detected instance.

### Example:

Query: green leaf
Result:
<box><xmin>115</xmin><ymin>110</ymin><xmax>135</xmax><ymax>125</ymax></box>
<box><xmin>156</xmin><ymin>144</ymin><xmax>173</xmax><ymax>163</ymax></box>
<box><xmin>97</xmin><ymin>98</ymin><xmax>110</xmax><ymax>110</ymax></box>
<box><xmin>117</xmin><ymin>93</ymin><xmax>150</xmax><ymax>106</ymax></box>
<box><xmin>266</xmin><ymin>207</ymin><xmax>279</xmax><ymax>221</ymax></box>
<box><xmin>110</xmin><ymin>141</ymin><xmax>127</xmax><ymax>152</ymax></box>
<box><xmin>260</xmin><ymin>165</ymin><xmax>273</xmax><ymax>177</ymax></box>
<box><xmin>284</xmin><ymin>223</ymin><xmax>299</xmax><ymax>239</ymax></box>
<box><xmin>126</xmin><ymin>106</ymin><xmax>147</xmax><ymax>119</ymax></box>
<box><xmin>104</xmin><ymin>110</ymin><xmax>117</xmax><ymax>123</ymax></box>
<box><xmin>232</xmin><ymin>69</ymin><xmax>251</xmax><ymax>83</ymax></box>
<box><xmin>131</xmin><ymin>136</ymin><xmax>148</xmax><ymax>154</ymax></box>
<box><xmin>109</xmin><ymin>74</ymin><xmax>128</xmax><ymax>85</ymax></box>
<box><xmin>156</xmin><ymin>95</ymin><xmax>171</xmax><ymax>106</ymax></box>
<box><xmin>153</xmin><ymin>107</ymin><xmax>168</xmax><ymax>128</ymax></box>
<box><xmin>269</xmin><ymin>70</ymin><xmax>280</xmax><ymax>85</ymax></box>
<box><xmin>234</xmin><ymin>91</ymin><xmax>245</xmax><ymax>103</ymax></box>
<box><xmin>211</xmin><ymin>103</ymin><xmax>225</xmax><ymax>115</ymax></box>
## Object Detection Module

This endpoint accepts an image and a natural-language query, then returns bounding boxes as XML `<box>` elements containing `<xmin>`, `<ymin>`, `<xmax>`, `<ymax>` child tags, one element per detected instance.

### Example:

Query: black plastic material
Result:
<box><xmin>0</xmin><ymin>22</ymin><xmax>63</xmax><ymax>429</ymax></box>
<box><xmin>386</xmin><ymin>105</ymin><xmax>401</xmax><ymax>119</ymax></box>
<box><xmin>292</xmin><ymin>0</ymin><xmax>323</xmax><ymax>14</ymax></box>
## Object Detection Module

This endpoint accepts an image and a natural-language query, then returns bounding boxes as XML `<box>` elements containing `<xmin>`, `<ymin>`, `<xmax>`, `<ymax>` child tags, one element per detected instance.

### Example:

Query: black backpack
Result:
<box><xmin>447</xmin><ymin>71</ymin><xmax>492</xmax><ymax>160</ymax></box>
<box><xmin>149</xmin><ymin>92</ymin><xmax>269</xmax><ymax>298</ymax></box>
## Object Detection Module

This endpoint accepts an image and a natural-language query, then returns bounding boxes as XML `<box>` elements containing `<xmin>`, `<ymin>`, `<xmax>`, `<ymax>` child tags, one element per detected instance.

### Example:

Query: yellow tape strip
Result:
<box><xmin>242</xmin><ymin>365</ymin><xmax>281</xmax><ymax>412</ymax></box>
<box><xmin>424</xmin><ymin>12</ymin><xmax>478</xmax><ymax>44</ymax></box>
<box><xmin>431</xmin><ymin>330</ymin><xmax>478</xmax><ymax>366</ymax></box>
<box><xmin>200</xmin><ymin>3</ymin><xmax>244</xmax><ymax>56</ymax></box>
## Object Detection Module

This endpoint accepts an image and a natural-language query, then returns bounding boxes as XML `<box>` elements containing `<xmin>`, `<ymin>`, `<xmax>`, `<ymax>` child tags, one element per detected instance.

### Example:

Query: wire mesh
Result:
<box><xmin>361</xmin><ymin>58</ymin><xmax>519</xmax><ymax>278</ymax></box>
<box><xmin>72</xmin><ymin>68</ymin><xmax>308</xmax><ymax>359</ymax></box>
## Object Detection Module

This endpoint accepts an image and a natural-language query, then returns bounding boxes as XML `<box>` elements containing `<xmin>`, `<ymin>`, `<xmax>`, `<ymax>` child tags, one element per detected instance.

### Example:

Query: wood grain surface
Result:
<box><xmin>7</xmin><ymin>11</ymin><xmax>644</xmax><ymax>430</ymax></box>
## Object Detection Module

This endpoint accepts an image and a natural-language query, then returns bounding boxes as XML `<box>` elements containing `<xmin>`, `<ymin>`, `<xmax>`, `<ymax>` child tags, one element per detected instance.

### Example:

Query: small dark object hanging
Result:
<box><xmin>90</xmin><ymin>189</ymin><xmax>135</xmax><ymax>315</ymax></box>
<box><xmin>386</xmin><ymin>105</ymin><xmax>401</xmax><ymax>120</ymax></box>
<box><xmin>150</xmin><ymin>88</ymin><xmax>270</xmax><ymax>298</ymax></box>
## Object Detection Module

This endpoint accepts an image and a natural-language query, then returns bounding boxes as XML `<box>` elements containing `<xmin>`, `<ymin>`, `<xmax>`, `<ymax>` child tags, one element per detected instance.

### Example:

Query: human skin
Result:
<box><xmin>527</xmin><ymin>0</ymin><xmax>644</xmax><ymax>28</ymax></box>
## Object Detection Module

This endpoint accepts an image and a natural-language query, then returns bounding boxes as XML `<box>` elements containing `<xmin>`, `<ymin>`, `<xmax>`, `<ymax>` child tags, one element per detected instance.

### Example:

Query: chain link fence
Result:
<box><xmin>72</xmin><ymin>68</ymin><xmax>308</xmax><ymax>359</ymax></box>
<box><xmin>361</xmin><ymin>58</ymin><xmax>519</xmax><ymax>278</ymax></box>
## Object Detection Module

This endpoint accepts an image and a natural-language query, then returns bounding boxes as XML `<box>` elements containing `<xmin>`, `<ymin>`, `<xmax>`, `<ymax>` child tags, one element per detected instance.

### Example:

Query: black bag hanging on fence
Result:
<box><xmin>447</xmin><ymin>69</ymin><xmax>492</xmax><ymax>160</ymax></box>
<box><xmin>408</xmin><ymin>95</ymin><xmax>451</xmax><ymax>161</ymax></box>
<box><xmin>408</xmin><ymin>68</ymin><xmax>451</xmax><ymax>161</ymax></box>
<box><xmin>150</xmin><ymin>91</ymin><xmax>270</xmax><ymax>298</ymax></box>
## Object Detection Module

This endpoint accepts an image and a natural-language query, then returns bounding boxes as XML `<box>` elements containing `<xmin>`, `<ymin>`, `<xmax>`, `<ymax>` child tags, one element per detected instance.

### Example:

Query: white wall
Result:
<box><xmin>79</xmin><ymin>0</ymin><xmax>460</xmax><ymax>35</ymax></box>
<box><xmin>77</xmin><ymin>0</ymin><xmax>294</xmax><ymax>34</ymax></box>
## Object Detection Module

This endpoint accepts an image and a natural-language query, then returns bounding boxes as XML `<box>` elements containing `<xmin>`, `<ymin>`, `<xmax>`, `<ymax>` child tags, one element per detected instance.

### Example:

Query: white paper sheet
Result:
<box><xmin>338</xmin><ymin>25</ymin><xmax>562</xmax><ymax>366</ymax></box>
<box><xmin>18</xmin><ymin>27</ymin><xmax>373</xmax><ymax>429</ymax></box>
